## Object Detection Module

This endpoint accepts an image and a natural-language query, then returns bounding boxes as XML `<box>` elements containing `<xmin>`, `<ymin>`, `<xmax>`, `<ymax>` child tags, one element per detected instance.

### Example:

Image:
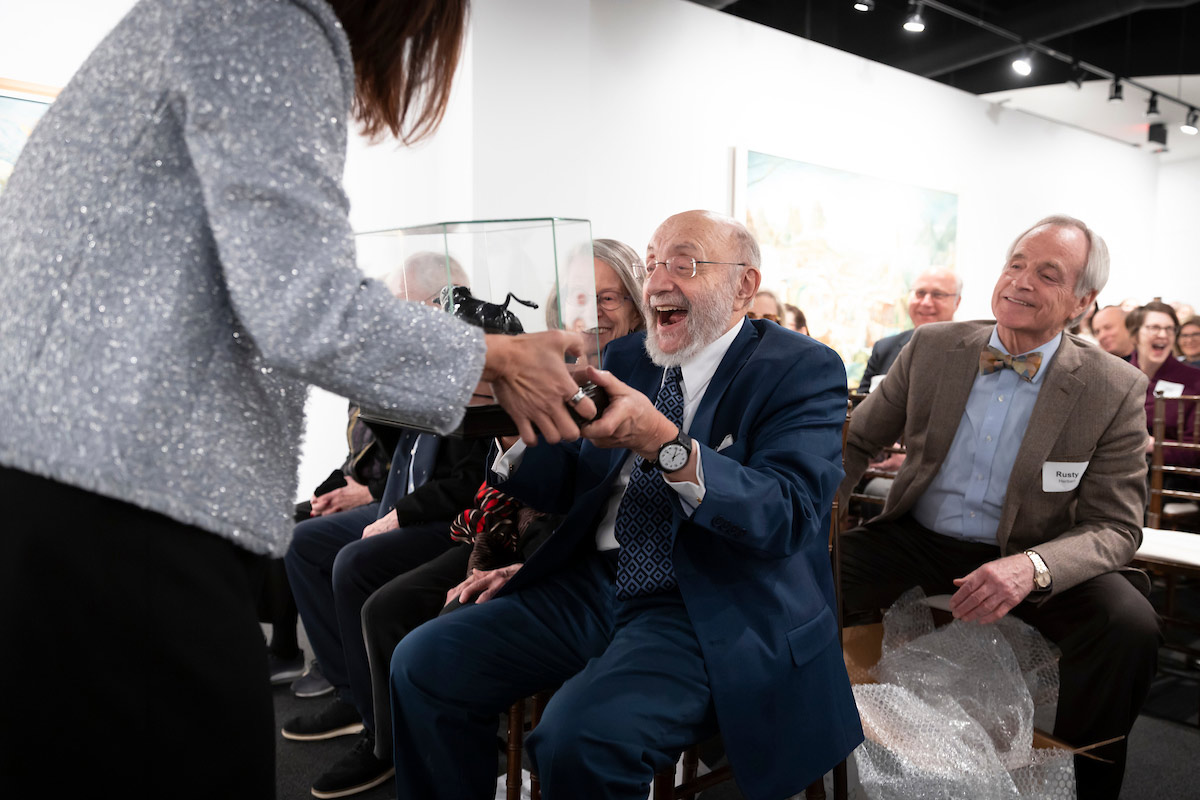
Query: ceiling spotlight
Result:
<box><xmin>1066</xmin><ymin>62</ymin><xmax>1087</xmax><ymax>90</ymax></box>
<box><xmin>1011</xmin><ymin>50</ymin><xmax>1033</xmax><ymax>77</ymax></box>
<box><xmin>903</xmin><ymin>2</ymin><xmax>925</xmax><ymax>33</ymax></box>
<box><xmin>853</xmin><ymin>0</ymin><xmax>875</xmax><ymax>11</ymax></box>
<box><xmin>1183</xmin><ymin>108</ymin><xmax>1199</xmax><ymax>136</ymax></box>
<box><xmin>1145</xmin><ymin>92</ymin><xmax>1161</xmax><ymax>118</ymax></box>
<box><xmin>1108</xmin><ymin>78</ymin><xmax>1123</xmax><ymax>103</ymax></box>
<box><xmin>1148</xmin><ymin>122</ymin><xmax>1168</xmax><ymax>153</ymax></box>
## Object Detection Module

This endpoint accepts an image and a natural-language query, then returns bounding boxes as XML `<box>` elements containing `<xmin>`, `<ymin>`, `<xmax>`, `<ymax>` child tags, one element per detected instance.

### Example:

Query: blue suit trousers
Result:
<box><xmin>285</xmin><ymin>505</ymin><xmax>455</xmax><ymax>728</ymax></box>
<box><xmin>389</xmin><ymin>551</ymin><xmax>718</xmax><ymax>800</ymax></box>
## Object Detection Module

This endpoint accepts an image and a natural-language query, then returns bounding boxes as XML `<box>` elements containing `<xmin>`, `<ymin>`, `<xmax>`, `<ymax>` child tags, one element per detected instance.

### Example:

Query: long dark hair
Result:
<box><xmin>328</xmin><ymin>0</ymin><xmax>470</xmax><ymax>144</ymax></box>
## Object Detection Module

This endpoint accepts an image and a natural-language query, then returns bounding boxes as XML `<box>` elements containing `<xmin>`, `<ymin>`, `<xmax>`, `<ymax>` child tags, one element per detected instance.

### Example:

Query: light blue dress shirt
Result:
<box><xmin>910</xmin><ymin>328</ymin><xmax>1063</xmax><ymax>544</ymax></box>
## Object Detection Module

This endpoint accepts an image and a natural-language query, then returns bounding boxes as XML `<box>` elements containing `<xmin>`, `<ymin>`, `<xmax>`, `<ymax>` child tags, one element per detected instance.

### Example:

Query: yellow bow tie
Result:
<box><xmin>979</xmin><ymin>346</ymin><xmax>1042</xmax><ymax>382</ymax></box>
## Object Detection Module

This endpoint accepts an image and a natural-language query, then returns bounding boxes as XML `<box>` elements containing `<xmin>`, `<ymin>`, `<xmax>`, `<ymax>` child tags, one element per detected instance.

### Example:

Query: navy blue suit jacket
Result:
<box><xmin>856</xmin><ymin>327</ymin><xmax>914</xmax><ymax>393</ymax></box>
<box><xmin>490</xmin><ymin>320</ymin><xmax>864</xmax><ymax>800</ymax></box>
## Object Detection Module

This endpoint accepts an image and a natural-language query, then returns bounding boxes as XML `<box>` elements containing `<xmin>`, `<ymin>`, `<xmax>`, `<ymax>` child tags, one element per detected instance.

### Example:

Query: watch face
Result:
<box><xmin>1034</xmin><ymin>571</ymin><xmax>1051</xmax><ymax>589</ymax></box>
<box><xmin>658</xmin><ymin>442</ymin><xmax>689</xmax><ymax>472</ymax></box>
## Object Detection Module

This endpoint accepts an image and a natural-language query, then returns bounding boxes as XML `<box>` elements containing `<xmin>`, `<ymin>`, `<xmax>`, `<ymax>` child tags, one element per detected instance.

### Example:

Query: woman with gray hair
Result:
<box><xmin>591</xmin><ymin>237</ymin><xmax>646</xmax><ymax>349</ymax></box>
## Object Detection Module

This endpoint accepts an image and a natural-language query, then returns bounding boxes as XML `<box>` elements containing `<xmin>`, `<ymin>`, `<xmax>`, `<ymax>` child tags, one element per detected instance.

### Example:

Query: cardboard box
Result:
<box><xmin>841</xmin><ymin>622</ymin><xmax>1114</xmax><ymax>758</ymax></box>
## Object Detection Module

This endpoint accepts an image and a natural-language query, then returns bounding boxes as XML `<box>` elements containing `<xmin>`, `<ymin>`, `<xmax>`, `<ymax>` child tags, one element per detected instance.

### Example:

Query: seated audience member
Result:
<box><xmin>1178</xmin><ymin>317</ymin><xmax>1200</xmax><ymax>369</ymax></box>
<box><xmin>857</xmin><ymin>266</ymin><xmax>961</xmax><ymax>393</ymax></box>
<box><xmin>389</xmin><ymin>210</ymin><xmax>862</xmax><ymax>800</ymax></box>
<box><xmin>1129</xmin><ymin>302</ymin><xmax>1200</xmax><ymax>486</ymax></box>
<box><xmin>783</xmin><ymin>302</ymin><xmax>809</xmax><ymax>335</ymax></box>
<box><xmin>748</xmin><ymin>288</ymin><xmax>782</xmax><ymax>323</ymax></box>
<box><xmin>263</xmin><ymin>402</ymin><xmax>393</xmax><ymax>690</ymax></box>
<box><xmin>838</xmin><ymin>215</ymin><xmax>1159</xmax><ymax>800</ymax></box>
<box><xmin>288</xmin><ymin>239</ymin><xmax>647</xmax><ymax>797</ymax></box>
<box><xmin>278</xmin><ymin>255</ymin><xmax>484</xmax><ymax>747</ymax></box>
<box><xmin>1091</xmin><ymin>304</ymin><xmax>1135</xmax><ymax>360</ymax></box>
<box><xmin>264</xmin><ymin>258</ymin><xmax>432</xmax><ymax>690</ymax></box>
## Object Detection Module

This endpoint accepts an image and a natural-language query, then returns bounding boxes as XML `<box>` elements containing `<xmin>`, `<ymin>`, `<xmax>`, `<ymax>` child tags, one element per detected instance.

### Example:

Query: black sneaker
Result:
<box><xmin>268</xmin><ymin>650</ymin><xmax>306</xmax><ymax>685</ymax></box>
<box><xmin>281</xmin><ymin>698</ymin><xmax>364</xmax><ymax>741</ymax></box>
<box><xmin>292</xmin><ymin>660</ymin><xmax>335</xmax><ymax>698</ymax></box>
<box><xmin>310</xmin><ymin>730</ymin><xmax>395</xmax><ymax>798</ymax></box>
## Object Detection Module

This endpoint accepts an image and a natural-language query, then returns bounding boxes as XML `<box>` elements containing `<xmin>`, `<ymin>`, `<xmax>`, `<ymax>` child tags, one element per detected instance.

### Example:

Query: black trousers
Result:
<box><xmin>0</xmin><ymin>467</ymin><xmax>275</xmax><ymax>799</ymax></box>
<box><xmin>840</xmin><ymin>515</ymin><xmax>1161</xmax><ymax>800</ymax></box>
<box><xmin>361</xmin><ymin>542</ymin><xmax>471</xmax><ymax>759</ymax></box>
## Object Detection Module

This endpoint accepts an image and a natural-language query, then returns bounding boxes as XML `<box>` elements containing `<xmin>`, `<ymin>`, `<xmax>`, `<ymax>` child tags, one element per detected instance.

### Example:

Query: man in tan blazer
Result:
<box><xmin>840</xmin><ymin>214</ymin><xmax>1159</xmax><ymax>800</ymax></box>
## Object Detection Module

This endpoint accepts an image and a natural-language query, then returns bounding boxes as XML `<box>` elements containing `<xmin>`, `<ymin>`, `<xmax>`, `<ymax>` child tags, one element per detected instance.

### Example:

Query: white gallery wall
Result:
<box><xmin>4</xmin><ymin>0</ymin><xmax>1199</xmax><ymax>495</ymax></box>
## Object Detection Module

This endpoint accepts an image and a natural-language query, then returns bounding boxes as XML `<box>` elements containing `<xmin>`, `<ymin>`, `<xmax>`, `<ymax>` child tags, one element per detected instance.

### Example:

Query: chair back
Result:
<box><xmin>845</xmin><ymin>392</ymin><xmax>905</xmax><ymax>522</ymax></box>
<box><xmin>1147</xmin><ymin>391</ymin><xmax>1200</xmax><ymax>528</ymax></box>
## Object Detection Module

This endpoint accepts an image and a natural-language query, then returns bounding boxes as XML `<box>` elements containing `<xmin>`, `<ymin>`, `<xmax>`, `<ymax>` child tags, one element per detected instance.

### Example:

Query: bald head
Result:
<box><xmin>1092</xmin><ymin>305</ymin><xmax>1134</xmax><ymax>357</ymax></box>
<box><xmin>907</xmin><ymin>267</ymin><xmax>962</xmax><ymax>327</ymax></box>
<box><xmin>642</xmin><ymin>210</ymin><xmax>762</xmax><ymax>366</ymax></box>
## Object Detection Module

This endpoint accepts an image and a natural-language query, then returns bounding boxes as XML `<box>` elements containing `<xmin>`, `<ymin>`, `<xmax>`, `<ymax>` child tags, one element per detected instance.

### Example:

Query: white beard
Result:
<box><xmin>643</xmin><ymin>277</ymin><xmax>740</xmax><ymax>367</ymax></box>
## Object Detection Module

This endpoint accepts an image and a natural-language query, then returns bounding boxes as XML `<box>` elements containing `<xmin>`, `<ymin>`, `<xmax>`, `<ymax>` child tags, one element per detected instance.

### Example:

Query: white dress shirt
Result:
<box><xmin>492</xmin><ymin>318</ymin><xmax>747</xmax><ymax>551</ymax></box>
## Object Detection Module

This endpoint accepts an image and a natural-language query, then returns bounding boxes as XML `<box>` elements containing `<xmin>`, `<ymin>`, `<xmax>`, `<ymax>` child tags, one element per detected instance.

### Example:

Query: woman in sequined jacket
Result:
<box><xmin>0</xmin><ymin>1</ymin><xmax>596</xmax><ymax>795</ymax></box>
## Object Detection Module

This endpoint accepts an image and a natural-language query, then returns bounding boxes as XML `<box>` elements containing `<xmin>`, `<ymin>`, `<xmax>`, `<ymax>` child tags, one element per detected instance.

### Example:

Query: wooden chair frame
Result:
<box><xmin>1146</xmin><ymin>391</ymin><xmax>1200</xmax><ymax>530</ymax></box>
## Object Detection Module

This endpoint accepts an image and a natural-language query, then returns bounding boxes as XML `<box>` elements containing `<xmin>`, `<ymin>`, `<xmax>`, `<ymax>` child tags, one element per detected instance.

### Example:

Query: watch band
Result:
<box><xmin>1024</xmin><ymin>549</ymin><xmax>1052</xmax><ymax>591</ymax></box>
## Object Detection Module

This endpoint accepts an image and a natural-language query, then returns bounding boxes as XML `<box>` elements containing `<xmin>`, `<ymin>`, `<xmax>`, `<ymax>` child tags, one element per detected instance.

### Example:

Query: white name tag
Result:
<box><xmin>1043</xmin><ymin>461</ymin><xmax>1089</xmax><ymax>492</ymax></box>
<box><xmin>1155</xmin><ymin>379</ymin><xmax>1185</xmax><ymax>399</ymax></box>
<box><xmin>869</xmin><ymin>374</ymin><xmax>886</xmax><ymax>392</ymax></box>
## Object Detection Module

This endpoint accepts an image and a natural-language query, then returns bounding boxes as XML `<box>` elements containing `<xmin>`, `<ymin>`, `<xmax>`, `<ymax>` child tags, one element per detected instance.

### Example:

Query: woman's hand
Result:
<box><xmin>445</xmin><ymin>564</ymin><xmax>523</xmax><ymax>606</ymax></box>
<box><xmin>483</xmin><ymin>332</ymin><xmax>596</xmax><ymax>446</ymax></box>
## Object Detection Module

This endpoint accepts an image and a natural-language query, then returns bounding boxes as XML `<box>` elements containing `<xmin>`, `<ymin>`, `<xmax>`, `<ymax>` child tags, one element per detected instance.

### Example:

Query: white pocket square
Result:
<box><xmin>716</xmin><ymin>434</ymin><xmax>735</xmax><ymax>452</ymax></box>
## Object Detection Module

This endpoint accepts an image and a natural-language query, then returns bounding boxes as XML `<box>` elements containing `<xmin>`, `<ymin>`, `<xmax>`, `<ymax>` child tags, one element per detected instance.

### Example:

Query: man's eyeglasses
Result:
<box><xmin>1177</xmin><ymin>332</ymin><xmax>1200</xmax><ymax>341</ymax></box>
<box><xmin>634</xmin><ymin>256</ymin><xmax>746</xmax><ymax>281</ymax></box>
<box><xmin>911</xmin><ymin>289</ymin><xmax>957</xmax><ymax>301</ymax></box>
<box><xmin>596</xmin><ymin>291</ymin><xmax>632</xmax><ymax>311</ymax></box>
<box><xmin>1143</xmin><ymin>324</ymin><xmax>1177</xmax><ymax>336</ymax></box>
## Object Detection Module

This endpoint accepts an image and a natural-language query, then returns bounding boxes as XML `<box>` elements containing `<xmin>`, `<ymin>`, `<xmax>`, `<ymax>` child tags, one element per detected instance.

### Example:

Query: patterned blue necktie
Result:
<box><xmin>614</xmin><ymin>365</ymin><xmax>685</xmax><ymax>600</ymax></box>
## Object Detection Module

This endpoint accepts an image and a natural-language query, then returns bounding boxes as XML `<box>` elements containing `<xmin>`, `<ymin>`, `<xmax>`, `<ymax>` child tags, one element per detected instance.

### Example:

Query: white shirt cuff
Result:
<box><xmin>490</xmin><ymin>438</ymin><xmax>527</xmax><ymax>479</ymax></box>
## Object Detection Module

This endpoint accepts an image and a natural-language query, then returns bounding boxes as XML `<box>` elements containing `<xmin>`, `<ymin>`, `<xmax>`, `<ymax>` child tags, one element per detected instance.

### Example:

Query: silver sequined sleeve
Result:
<box><xmin>0</xmin><ymin>0</ymin><xmax>485</xmax><ymax>556</ymax></box>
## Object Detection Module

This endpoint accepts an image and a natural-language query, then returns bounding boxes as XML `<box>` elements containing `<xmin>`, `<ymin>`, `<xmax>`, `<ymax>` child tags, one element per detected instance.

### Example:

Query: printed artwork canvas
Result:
<box><xmin>741</xmin><ymin>149</ymin><xmax>958</xmax><ymax>388</ymax></box>
<box><xmin>0</xmin><ymin>81</ymin><xmax>56</xmax><ymax>196</ymax></box>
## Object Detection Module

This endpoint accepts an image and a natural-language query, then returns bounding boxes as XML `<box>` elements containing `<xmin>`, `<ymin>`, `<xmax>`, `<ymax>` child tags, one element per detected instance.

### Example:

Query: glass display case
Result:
<box><xmin>356</xmin><ymin>217</ymin><xmax>598</xmax><ymax>437</ymax></box>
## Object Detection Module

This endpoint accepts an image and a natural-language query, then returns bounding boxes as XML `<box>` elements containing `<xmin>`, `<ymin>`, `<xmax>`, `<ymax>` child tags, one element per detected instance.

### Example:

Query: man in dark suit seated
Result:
<box><xmin>839</xmin><ymin>214</ymin><xmax>1160</xmax><ymax>800</ymax></box>
<box><xmin>858</xmin><ymin>266</ymin><xmax>962</xmax><ymax>393</ymax></box>
<box><xmin>388</xmin><ymin>210</ymin><xmax>863</xmax><ymax>800</ymax></box>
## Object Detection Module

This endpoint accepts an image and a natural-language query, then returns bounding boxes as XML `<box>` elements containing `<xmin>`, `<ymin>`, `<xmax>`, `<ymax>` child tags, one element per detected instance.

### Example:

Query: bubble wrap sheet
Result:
<box><xmin>852</xmin><ymin>588</ymin><xmax>1075</xmax><ymax>799</ymax></box>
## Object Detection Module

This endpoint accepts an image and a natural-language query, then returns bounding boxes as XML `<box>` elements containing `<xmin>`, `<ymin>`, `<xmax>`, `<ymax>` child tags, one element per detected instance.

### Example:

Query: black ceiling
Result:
<box><xmin>688</xmin><ymin>0</ymin><xmax>1200</xmax><ymax>96</ymax></box>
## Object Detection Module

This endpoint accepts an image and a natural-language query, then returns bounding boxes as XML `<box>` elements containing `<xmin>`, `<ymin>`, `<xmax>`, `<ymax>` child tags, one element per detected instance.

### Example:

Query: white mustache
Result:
<box><xmin>648</xmin><ymin>293</ymin><xmax>690</xmax><ymax>310</ymax></box>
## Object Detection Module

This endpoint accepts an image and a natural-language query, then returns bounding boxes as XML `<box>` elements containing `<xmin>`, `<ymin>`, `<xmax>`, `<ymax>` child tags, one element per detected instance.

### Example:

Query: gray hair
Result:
<box><xmin>386</xmin><ymin>251</ymin><xmax>469</xmax><ymax>302</ymax></box>
<box><xmin>1005</xmin><ymin>214</ymin><xmax>1109</xmax><ymax>300</ymax></box>
<box><xmin>592</xmin><ymin>238</ymin><xmax>644</xmax><ymax>304</ymax></box>
<box><xmin>729</xmin><ymin>217</ymin><xmax>761</xmax><ymax>271</ymax></box>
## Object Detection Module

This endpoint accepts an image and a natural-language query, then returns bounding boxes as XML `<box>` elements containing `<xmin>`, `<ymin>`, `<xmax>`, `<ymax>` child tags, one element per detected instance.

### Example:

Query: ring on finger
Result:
<box><xmin>567</xmin><ymin>387</ymin><xmax>587</xmax><ymax>406</ymax></box>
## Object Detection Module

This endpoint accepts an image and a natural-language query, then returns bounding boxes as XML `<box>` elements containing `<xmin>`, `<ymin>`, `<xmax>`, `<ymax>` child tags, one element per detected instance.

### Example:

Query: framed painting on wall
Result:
<box><xmin>0</xmin><ymin>78</ymin><xmax>58</xmax><ymax>196</ymax></box>
<box><xmin>733</xmin><ymin>148</ymin><xmax>958</xmax><ymax>389</ymax></box>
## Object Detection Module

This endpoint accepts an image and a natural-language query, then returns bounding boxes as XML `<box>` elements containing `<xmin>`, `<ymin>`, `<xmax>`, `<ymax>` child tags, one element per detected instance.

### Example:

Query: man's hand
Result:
<box><xmin>950</xmin><ymin>554</ymin><xmax>1036</xmax><ymax>623</ymax></box>
<box><xmin>445</xmin><ymin>564</ymin><xmax>522</xmax><ymax>606</ymax></box>
<box><xmin>483</xmin><ymin>331</ymin><xmax>596</xmax><ymax>447</ymax></box>
<box><xmin>310</xmin><ymin>477</ymin><xmax>372</xmax><ymax>516</ymax></box>
<box><xmin>361</xmin><ymin>509</ymin><xmax>399</xmax><ymax>539</ymax></box>
<box><xmin>578</xmin><ymin>366</ymin><xmax>677</xmax><ymax>462</ymax></box>
<box><xmin>1144</xmin><ymin>433</ymin><xmax>1155</xmax><ymax>455</ymax></box>
<box><xmin>870</xmin><ymin>452</ymin><xmax>906</xmax><ymax>474</ymax></box>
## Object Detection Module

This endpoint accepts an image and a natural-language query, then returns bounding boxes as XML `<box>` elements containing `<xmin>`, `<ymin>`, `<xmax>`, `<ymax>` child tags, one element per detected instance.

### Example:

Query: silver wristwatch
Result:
<box><xmin>1024</xmin><ymin>550</ymin><xmax>1052</xmax><ymax>591</ymax></box>
<box><xmin>653</xmin><ymin>429</ymin><xmax>693</xmax><ymax>473</ymax></box>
